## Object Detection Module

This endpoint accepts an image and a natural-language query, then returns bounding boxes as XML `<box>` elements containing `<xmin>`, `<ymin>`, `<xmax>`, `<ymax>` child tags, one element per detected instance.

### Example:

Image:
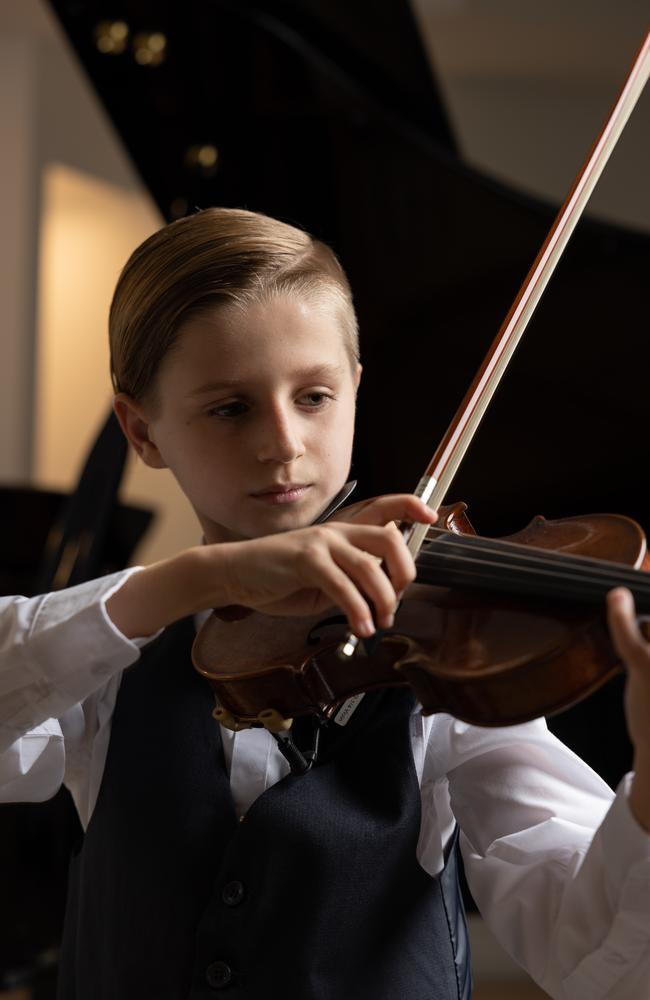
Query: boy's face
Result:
<box><xmin>116</xmin><ymin>295</ymin><xmax>361</xmax><ymax>543</ymax></box>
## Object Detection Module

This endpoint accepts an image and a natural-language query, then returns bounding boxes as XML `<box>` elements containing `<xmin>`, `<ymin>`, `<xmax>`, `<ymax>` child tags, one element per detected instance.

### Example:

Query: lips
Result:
<box><xmin>251</xmin><ymin>484</ymin><xmax>312</xmax><ymax>505</ymax></box>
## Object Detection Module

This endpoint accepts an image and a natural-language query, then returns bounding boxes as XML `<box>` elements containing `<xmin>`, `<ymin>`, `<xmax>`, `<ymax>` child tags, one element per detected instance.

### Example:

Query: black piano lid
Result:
<box><xmin>46</xmin><ymin>0</ymin><xmax>457</xmax><ymax>224</ymax></box>
<box><xmin>44</xmin><ymin>0</ymin><xmax>649</xmax><ymax>527</ymax></box>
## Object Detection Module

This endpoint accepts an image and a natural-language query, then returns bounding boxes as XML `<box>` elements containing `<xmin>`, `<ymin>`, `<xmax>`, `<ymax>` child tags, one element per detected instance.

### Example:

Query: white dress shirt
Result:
<box><xmin>1</xmin><ymin>571</ymin><xmax>649</xmax><ymax>1000</ymax></box>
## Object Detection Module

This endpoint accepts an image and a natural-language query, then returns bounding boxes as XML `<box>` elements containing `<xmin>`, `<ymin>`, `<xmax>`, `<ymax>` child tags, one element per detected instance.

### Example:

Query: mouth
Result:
<box><xmin>250</xmin><ymin>483</ymin><xmax>312</xmax><ymax>506</ymax></box>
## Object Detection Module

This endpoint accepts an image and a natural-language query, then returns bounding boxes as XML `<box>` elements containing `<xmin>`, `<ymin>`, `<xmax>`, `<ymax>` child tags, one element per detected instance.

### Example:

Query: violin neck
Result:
<box><xmin>416</xmin><ymin>533</ymin><xmax>650</xmax><ymax>615</ymax></box>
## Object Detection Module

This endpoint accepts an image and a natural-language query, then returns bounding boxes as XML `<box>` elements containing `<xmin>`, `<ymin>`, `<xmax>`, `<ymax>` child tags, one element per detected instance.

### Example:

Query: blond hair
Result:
<box><xmin>109</xmin><ymin>207</ymin><xmax>359</xmax><ymax>402</ymax></box>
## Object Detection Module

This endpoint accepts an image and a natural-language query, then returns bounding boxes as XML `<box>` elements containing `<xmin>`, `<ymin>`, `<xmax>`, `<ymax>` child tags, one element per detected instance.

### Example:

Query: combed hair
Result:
<box><xmin>109</xmin><ymin>207</ymin><xmax>359</xmax><ymax>402</ymax></box>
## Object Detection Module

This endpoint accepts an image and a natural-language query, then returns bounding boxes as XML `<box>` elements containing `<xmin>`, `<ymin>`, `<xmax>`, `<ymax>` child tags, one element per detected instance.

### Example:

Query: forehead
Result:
<box><xmin>163</xmin><ymin>295</ymin><xmax>352</xmax><ymax>391</ymax></box>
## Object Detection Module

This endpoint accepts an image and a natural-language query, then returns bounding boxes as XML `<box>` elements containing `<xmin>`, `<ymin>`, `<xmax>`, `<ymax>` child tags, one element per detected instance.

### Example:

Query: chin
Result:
<box><xmin>202</xmin><ymin>493</ymin><xmax>326</xmax><ymax>543</ymax></box>
<box><xmin>260</xmin><ymin>509</ymin><xmax>313</xmax><ymax>532</ymax></box>
<box><xmin>252</xmin><ymin>504</ymin><xmax>319</xmax><ymax>537</ymax></box>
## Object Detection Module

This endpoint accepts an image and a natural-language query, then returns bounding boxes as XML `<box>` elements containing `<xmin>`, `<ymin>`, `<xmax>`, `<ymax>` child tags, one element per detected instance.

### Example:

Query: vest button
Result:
<box><xmin>206</xmin><ymin>961</ymin><xmax>233</xmax><ymax>989</ymax></box>
<box><xmin>222</xmin><ymin>879</ymin><xmax>246</xmax><ymax>906</ymax></box>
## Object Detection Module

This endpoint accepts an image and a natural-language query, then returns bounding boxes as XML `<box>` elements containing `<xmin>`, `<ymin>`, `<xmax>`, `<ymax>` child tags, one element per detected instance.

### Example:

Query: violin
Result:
<box><xmin>192</xmin><ymin>31</ymin><xmax>650</xmax><ymax>742</ymax></box>
<box><xmin>193</xmin><ymin>502</ymin><xmax>650</xmax><ymax>731</ymax></box>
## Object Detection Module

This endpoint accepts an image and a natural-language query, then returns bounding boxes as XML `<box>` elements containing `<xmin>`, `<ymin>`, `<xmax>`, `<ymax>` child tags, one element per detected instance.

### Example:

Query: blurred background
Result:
<box><xmin>0</xmin><ymin>1</ymin><xmax>648</xmax><ymax>997</ymax></box>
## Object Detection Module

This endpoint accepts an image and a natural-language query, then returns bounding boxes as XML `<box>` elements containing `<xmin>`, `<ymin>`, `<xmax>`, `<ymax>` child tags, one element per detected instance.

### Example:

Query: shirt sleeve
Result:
<box><xmin>0</xmin><ymin>568</ymin><xmax>151</xmax><ymax>802</ymax></box>
<box><xmin>442</xmin><ymin>717</ymin><xmax>650</xmax><ymax>999</ymax></box>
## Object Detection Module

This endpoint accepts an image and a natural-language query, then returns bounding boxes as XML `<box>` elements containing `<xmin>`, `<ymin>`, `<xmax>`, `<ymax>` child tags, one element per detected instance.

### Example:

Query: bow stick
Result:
<box><xmin>341</xmin><ymin>28</ymin><xmax>650</xmax><ymax>658</ymax></box>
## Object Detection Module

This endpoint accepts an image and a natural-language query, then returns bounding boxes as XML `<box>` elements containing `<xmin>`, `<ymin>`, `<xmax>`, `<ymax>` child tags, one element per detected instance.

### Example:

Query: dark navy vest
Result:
<box><xmin>58</xmin><ymin>618</ymin><xmax>471</xmax><ymax>999</ymax></box>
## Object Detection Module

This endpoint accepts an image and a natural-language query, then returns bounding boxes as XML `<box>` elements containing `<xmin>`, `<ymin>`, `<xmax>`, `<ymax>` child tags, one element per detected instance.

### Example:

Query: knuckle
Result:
<box><xmin>301</xmin><ymin>538</ymin><xmax>329</xmax><ymax>568</ymax></box>
<box><xmin>307</xmin><ymin>525</ymin><xmax>335</xmax><ymax>551</ymax></box>
<box><xmin>355</xmin><ymin>551</ymin><xmax>380</xmax><ymax>578</ymax></box>
<box><xmin>310</xmin><ymin>525</ymin><xmax>331</xmax><ymax>544</ymax></box>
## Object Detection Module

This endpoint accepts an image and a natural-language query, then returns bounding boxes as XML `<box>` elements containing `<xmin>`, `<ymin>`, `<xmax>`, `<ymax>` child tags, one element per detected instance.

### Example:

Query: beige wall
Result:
<box><xmin>34</xmin><ymin>164</ymin><xmax>200</xmax><ymax>564</ymax></box>
<box><xmin>0</xmin><ymin>34</ymin><xmax>39</xmax><ymax>481</ymax></box>
<box><xmin>411</xmin><ymin>0</ymin><xmax>650</xmax><ymax>234</ymax></box>
<box><xmin>0</xmin><ymin>0</ymin><xmax>200</xmax><ymax>565</ymax></box>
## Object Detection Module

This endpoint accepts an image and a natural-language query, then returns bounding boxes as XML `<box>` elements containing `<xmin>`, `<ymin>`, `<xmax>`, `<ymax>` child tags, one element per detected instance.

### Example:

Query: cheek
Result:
<box><xmin>322</xmin><ymin>403</ymin><xmax>355</xmax><ymax>461</ymax></box>
<box><xmin>338</xmin><ymin>396</ymin><xmax>357</xmax><ymax>443</ymax></box>
<box><xmin>154</xmin><ymin>422</ymin><xmax>220</xmax><ymax>479</ymax></box>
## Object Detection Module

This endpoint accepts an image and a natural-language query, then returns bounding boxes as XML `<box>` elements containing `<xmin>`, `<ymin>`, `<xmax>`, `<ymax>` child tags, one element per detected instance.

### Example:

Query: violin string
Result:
<box><xmin>416</xmin><ymin>548</ymin><xmax>650</xmax><ymax>609</ymax></box>
<box><xmin>421</xmin><ymin>525</ymin><xmax>647</xmax><ymax>584</ymax></box>
<box><xmin>418</xmin><ymin>528</ymin><xmax>650</xmax><ymax>591</ymax></box>
<box><xmin>416</xmin><ymin>530</ymin><xmax>650</xmax><ymax>609</ymax></box>
<box><xmin>417</xmin><ymin>547</ymin><xmax>650</xmax><ymax>607</ymax></box>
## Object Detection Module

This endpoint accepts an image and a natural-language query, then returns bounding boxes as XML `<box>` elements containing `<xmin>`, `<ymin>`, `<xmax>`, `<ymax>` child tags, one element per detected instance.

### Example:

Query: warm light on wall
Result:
<box><xmin>34</xmin><ymin>164</ymin><xmax>200</xmax><ymax>564</ymax></box>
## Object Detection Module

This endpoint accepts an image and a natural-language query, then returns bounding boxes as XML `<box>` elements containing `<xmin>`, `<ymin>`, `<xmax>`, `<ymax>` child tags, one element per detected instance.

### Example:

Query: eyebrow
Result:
<box><xmin>186</xmin><ymin>364</ymin><xmax>346</xmax><ymax>398</ymax></box>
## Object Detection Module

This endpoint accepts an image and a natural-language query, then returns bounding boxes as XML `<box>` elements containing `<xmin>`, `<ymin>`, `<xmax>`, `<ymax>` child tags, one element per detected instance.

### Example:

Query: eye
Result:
<box><xmin>208</xmin><ymin>401</ymin><xmax>249</xmax><ymax>419</ymax></box>
<box><xmin>298</xmin><ymin>391</ymin><xmax>334</xmax><ymax>408</ymax></box>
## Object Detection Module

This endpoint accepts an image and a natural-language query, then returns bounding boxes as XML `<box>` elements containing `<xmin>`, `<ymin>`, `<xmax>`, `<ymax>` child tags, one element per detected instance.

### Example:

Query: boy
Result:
<box><xmin>1</xmin><ymin>207</ymin><xmax>649</xmax><ymax>999</ymax></box>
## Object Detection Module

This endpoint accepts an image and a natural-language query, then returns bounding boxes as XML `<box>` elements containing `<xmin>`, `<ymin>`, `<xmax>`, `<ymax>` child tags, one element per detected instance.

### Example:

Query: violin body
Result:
<box><xmin>192</xmin><ymin>505</ymin><xmax>649</xmax><ymax>731</ymax></box>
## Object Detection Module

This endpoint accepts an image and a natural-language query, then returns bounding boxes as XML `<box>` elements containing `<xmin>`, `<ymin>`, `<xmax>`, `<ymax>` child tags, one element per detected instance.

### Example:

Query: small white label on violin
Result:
<box><xmin>334</xmin><ymin>694</ymin><xmax>365</xmax><ymax>726</ymax></box>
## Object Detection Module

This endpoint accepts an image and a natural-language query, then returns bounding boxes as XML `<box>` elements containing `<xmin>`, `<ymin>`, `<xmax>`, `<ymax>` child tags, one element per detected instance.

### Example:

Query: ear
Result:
<box><xmin>353</xmin><ymin>362</ymin><xmax>363</xmax><ymax>392</ymax></box>
<box><xmin>113</xmin><ymin>393</ymin><xmax>168</xmax><ymax>469</ymax></box>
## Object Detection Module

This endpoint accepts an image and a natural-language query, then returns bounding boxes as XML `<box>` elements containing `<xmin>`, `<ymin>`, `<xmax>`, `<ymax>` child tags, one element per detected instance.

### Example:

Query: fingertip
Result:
<box><xmin>359</xmin><ymin>618</ymin><xmax>375</xmax><ymax>638</ymax></box>
<box><xmin>608</xmin><ymin>586</ymin><xmax>632</xmax><ymax>609</ymax></box>
<box><xmin>415</xmin><ymin>497</ymin><xmax>437</xmax><ymax>520</ymax></box>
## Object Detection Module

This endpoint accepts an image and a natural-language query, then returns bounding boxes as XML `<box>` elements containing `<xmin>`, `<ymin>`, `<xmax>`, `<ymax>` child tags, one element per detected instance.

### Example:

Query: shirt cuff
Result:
<box><xmin>98</xmin><ymin>566</ymin><xmax>163</xmax><ymax>648</ymax></box>
<box><xmin>561</xmin><ymin>783</ymin><xmax>650</xmax><ymax>1000</ymax></box>
<box><xmin>2</xmin><ymin>569</ymin><xmax>160</xmax><ymax>737</ymax></box>
<box><xmin>601</xmin><ymin>773</ymin><xmax>650</xmax><ymax>906</ymax></box>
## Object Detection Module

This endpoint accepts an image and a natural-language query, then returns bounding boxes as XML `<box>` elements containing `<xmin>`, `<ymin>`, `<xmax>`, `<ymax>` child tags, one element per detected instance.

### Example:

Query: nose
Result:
<box><xmin>256</xmin><ymin>402</ymin><xmax>305</xmax><ymax>464</ymax></box>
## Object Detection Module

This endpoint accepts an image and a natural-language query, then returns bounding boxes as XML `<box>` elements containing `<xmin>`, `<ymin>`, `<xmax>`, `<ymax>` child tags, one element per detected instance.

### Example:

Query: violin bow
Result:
<box><xmin>341</xmin><ymin>28</ymin><xmax>650</xmax><ymax>658</ymax></box>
